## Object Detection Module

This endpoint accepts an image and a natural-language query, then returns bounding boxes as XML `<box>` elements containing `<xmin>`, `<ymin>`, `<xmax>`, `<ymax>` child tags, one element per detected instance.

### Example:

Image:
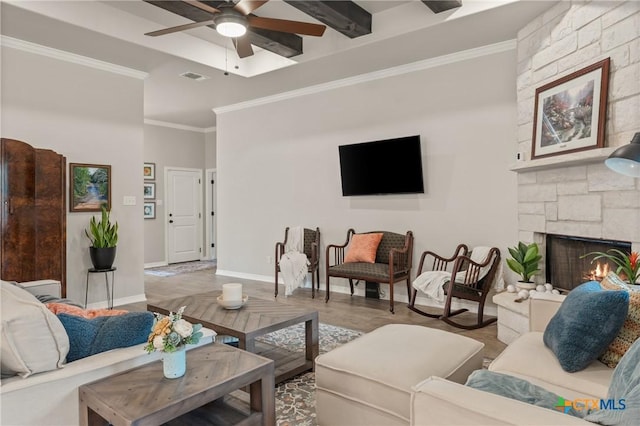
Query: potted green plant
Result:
<box><xmin>85</xmin><ymin>205</ymin><xmax>118</xmax><ymax>270</ymax></box>
<box><xmin>506</xmin><ymin>242</ymin><xmax>542</xmax><ymax>290</ymax></box>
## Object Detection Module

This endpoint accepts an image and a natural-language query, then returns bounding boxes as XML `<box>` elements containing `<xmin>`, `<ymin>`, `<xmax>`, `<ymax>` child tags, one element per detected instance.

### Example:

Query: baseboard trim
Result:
<box><xmin>87</xmin><ymin>293</ymin><xmax>147</xmax><ymax>310</ymax></box>
<box><xmin>215</xmin><ymin>269</ymin><xmax>273</xmax><ymax>283</ymax></box>
<box><xmin>144</xmin><ymin>261</ymin><xmax>168</xmax><ymax>269</ymax></box>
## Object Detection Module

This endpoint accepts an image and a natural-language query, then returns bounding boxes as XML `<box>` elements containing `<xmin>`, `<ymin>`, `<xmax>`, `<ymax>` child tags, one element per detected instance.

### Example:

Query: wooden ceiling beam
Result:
<box><xmin>421</xmin><ymin>1</ymin><xmax>463</xmax><ymax>14</ymax></box>
<box><xmin>283</xmin><ymin>1</ymin><xmax>371</xmax><ymax>39</ymax></box>
<box><xmin>144</xmin><ymin>0</ymin><xmax>303</xmax><ymax>57</ymax></box>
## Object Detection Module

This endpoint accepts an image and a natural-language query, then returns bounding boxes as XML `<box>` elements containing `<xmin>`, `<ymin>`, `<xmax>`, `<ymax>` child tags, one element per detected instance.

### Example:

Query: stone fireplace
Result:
<box><xmin>515</xmin><ymin>159</ymin><xmax>639</xmax><ymax>289</ymax></box>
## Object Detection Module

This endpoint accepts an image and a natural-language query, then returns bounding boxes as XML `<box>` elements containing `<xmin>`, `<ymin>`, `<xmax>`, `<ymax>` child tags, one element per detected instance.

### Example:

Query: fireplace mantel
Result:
<box><xmin>510</xmin><ymin>147</ymin><xmax>616</xmax><ymax>173</ymax></box>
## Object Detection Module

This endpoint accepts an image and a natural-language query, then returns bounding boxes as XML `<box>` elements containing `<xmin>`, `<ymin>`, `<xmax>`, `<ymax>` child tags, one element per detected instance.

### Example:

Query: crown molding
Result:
<box><xmin>213</xmin><ymin>39</ymin><xmax>517</xmax><ymax>115</ymax></box>
<box><xmin>1</xmin><ymin>36</ymin><xmax>148</xmax><ymax>80</ymax></box>
<box><xmin>144</xmin><ymin>119</ymin><xmax>215</xmax><ymax>133</ymax></box>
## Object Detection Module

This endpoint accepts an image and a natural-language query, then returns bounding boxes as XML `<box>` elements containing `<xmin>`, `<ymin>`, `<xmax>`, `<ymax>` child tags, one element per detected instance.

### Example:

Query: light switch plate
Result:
<box><xmin>123</xmin><ymin>196</ymin><xmax>136</xmax><ymax>206</ymax></box>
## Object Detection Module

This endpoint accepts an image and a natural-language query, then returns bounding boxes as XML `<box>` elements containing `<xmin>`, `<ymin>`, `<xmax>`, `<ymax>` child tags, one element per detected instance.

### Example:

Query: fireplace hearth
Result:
<box><xmin>545</xmin><ymin>234</ymin><xmax>632</xmax><ymax>292</ymax></box>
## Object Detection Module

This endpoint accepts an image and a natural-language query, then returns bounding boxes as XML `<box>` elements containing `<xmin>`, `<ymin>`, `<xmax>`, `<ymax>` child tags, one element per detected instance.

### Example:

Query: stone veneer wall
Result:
<box><xmin>515</xmin><ymin>1</ymin><xmax>639</xmax><ymax>284</ymax></box>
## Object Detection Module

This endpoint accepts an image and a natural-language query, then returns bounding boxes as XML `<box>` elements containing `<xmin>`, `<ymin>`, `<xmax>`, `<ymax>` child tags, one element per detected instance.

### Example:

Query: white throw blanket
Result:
<box><xmin>280</xmin><ymin>226</ymin><xmax>310</xmax><ymax>296</ymax></box>
<box><xmin>412</xmin><ymin>246</ymin><xmax>504</xmax><ymax>302</ymax></box>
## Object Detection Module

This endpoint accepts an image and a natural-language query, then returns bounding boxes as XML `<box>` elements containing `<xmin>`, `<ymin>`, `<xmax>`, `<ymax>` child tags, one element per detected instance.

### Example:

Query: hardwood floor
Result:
<box><xmin>119</xmin><ymin>266</ymin><xmax>507</xmax><ymax>359</ymax></box>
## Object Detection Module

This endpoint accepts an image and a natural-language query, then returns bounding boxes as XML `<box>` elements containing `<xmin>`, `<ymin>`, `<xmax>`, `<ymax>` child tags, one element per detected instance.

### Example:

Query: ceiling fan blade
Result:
<box><xmin>182</xmin><ymin>0</ymin><xmax>221</xmax><ymax>15</ymax></box>
<box><xmin>145</xmin><ymin>20</ymin><xmax>215</xmax><ymax>37</ymax></box>
<box><xmin>247</xmin><ymin>16</ymin><xmax>326</xmax><ymax>36</ymax></box>
<box><xmin>233</xmin><ymin>37</ymin><xmax>254</xmax><ymax>58</ymax></box>
<box><xmin>233</xmin><ymin>0</ymin><xmax>269</xmax><ymax>16</ymax></box>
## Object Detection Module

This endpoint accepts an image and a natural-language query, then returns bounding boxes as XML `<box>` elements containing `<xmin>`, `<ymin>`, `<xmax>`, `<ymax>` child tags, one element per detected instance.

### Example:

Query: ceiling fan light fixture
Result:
<box><xmin>215</xmin><ymin>14</ymin><xmax>247</xmax><ymax>38</ymax></box>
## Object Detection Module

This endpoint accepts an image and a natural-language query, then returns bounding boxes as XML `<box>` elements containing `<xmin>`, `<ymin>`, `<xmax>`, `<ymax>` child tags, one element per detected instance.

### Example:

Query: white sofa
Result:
<box><xmin>411</xmin><ymin>293</ymin><xmax>612</xmax><ymax>425</ymax></box>
<box><xmin>0</xmin><ymin>280</ymin><xmax>215</xmax><ymax>426</ymax></box>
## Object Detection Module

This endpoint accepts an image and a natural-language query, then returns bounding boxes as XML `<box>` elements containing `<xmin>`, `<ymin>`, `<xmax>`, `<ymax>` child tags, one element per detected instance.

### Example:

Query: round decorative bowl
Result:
<box><xmin>216</xmin><ymin>294</ymin><xmax>248</xmax><ymax>310</ymax></box>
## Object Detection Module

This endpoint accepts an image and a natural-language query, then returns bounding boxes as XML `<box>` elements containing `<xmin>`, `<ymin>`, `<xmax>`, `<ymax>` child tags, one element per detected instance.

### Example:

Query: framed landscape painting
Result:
<box><xmin>531</xmin><ymin>58</ymin><xmax>610</xmax><ymax>160</ymax></box>
<box><xmin>70</xmin><ymin>163</ymin><xmax>111</xmax><ymax>212</ymax></box>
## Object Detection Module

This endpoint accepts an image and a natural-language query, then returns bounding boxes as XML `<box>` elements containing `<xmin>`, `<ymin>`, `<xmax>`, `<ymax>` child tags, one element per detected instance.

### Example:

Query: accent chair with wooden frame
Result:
<box><xmin>408</xmin><ymin>244</ymin><xmax>501</xmax><ymax>329</ymax></box>
<box><xmin>325</xmin><ymin>229</ymin><xmax>413</xmax><ymax>313</ymax></box>
<box><xmin>274</xmin><ymin>227</ymin><xmax>320</xmax><ymax>298</ymax></box>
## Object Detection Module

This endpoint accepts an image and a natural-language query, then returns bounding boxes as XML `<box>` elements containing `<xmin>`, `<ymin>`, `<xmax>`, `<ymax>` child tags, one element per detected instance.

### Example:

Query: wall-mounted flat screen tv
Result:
<box><xmin>339</xmin><ymin>135</ymin><xmax>424</xmax><ymax>196</ymax></box>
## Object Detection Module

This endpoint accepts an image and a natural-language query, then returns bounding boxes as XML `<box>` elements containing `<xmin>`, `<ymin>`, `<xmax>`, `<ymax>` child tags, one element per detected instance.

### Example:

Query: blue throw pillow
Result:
<box><xmin>57</xmin><ymin>312</ymin><xmax>153</xmax><ymax>362</ymax></box>
<box><xmin>543</xmin><ymin>281</ymin><xmax>629</xmax><ymax>373</ymax></box>
<box><xmin>57</xmin><ymin>314</ymin><xmax>107</xmax><ymax>362</ymax></box>
<box><xmin>89</xmin><ymin>312</ymin><xmax>153</xmax><ymax>356</ymax></box>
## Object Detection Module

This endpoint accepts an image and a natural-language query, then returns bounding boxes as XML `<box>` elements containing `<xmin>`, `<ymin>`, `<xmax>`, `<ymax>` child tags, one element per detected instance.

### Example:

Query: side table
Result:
<box><xmin>85</xmin><ymin>267</ymin><xmax>116</xmax><ymax>309</ymax></box>
<box><xmin>492</xmin><ymin>291</ymin><xmax>530</xmax><ymax>344</ymax></box>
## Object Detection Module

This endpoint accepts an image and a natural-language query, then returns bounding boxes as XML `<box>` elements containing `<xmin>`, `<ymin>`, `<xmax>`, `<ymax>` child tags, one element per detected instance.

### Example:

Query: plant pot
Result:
<box><xmin>516</xmin><ymin>281</ymin><xmax>536</xmax><ymax>291</ymax></box>
<box><xmin>89</xmin><ymin>246</ymin><xmax>116</xmax><ymax>270</ymax></box>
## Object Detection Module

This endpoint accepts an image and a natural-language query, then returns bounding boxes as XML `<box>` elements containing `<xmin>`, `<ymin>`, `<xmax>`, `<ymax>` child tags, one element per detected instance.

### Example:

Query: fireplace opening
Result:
<box><xmin>545</xmin><ymin>234</ymin><xmax>632</xmax><ymax>292</ymax></box>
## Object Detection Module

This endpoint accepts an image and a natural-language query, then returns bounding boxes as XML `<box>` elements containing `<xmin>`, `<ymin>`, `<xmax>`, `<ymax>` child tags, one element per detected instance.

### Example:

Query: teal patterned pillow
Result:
<box><xmin>543</xmin><ymin>281</ymin><xmax>629</xmax><ymax>373</ymax></box>
<box><xmin>58</xmin><ymin>312</ymin><xmax>153</xmax><ymax>362</ymax></box>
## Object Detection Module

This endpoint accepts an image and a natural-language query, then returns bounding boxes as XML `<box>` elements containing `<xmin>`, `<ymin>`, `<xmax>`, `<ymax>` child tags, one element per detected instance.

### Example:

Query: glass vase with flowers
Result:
<box><xmin>145</xmin><ymin>306</ymin><xmax>203</xmax><ymax>378</ymax></box>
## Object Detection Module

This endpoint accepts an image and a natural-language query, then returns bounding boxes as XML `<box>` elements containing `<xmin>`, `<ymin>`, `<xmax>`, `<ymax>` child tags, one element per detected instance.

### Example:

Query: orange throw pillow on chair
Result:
<box><xmin>344</xmin><ymin>233</ymin><xmax>384</xmax><ymax>263</ymax></box>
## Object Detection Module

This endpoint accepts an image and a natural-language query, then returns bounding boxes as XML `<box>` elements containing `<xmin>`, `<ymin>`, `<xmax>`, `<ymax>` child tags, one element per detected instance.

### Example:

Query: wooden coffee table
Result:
<box><xmin>148</xmin><ymin>291</ymin><xmax>319</xmax><ymax>384</ymax></box>
<box><xmin>79</xmin><ymin>343</ymin><xmax>274</xmax><ymax>426</ymax></box>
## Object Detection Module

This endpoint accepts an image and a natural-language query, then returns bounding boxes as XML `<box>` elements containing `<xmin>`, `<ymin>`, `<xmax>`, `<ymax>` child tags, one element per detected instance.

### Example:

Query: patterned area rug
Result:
<box><xmin>257</xmin><ymin>324</ymin><xmax>494</xmax><ymax>425</ymax></box>
<box><xmin>144</xmin><ymin>260</ymin><xmax>216</xmax><ymax>276</ymax></box>
<box><xmin>257</xmin><ymin>323</ymin><xmax>364</xmax><ymax>426</ymax></box>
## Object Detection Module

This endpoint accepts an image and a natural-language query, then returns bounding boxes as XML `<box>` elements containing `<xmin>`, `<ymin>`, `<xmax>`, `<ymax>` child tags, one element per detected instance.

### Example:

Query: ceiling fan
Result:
<box><xmin>145</xmin><ymin>0</ymin><xmax>327</xmax><ymax>58</ymax></box>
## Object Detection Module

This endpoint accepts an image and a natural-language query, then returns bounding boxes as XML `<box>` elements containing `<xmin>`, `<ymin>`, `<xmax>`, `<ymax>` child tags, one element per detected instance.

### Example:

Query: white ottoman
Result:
<box><xmin>315</xmin><ymin>324</ymin><xmax>484</xmax><ymax>426</ymax></box>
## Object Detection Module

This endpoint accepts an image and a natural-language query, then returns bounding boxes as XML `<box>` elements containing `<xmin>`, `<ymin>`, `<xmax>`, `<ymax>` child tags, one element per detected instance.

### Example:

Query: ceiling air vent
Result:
<box><xmin>180</xmin><ymin>71</ymin><xmax>209</xmax><ymax>81</ymax></box>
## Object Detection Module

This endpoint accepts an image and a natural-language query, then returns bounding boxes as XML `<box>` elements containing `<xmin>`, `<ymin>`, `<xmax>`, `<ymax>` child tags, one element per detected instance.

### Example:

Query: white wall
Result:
<box><xmin>205</xmin><ymin>130</ymin><xmax>217</xmax><ymax>169</ymax></box>
<box><xmin>1</xmin><ymin>46</ymin><xmax>145</xmax><ymax>307</ymax></box>
<box><xmin>143</xmin><ymin>124</ymin><xmax>206</xmax><ymax>265</ymax></box>
<box><xmin>216</xmin><ymin>48</ymin><xmax>520</xmax><ymax>302</ymax></box>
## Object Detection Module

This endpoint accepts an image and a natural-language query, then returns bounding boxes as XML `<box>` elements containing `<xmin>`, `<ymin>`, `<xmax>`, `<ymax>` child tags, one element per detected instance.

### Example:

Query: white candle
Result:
<box><xmin>223</xmin><ymin>283</ymin><xmax>242</xmax><ymax>302</ymax></box>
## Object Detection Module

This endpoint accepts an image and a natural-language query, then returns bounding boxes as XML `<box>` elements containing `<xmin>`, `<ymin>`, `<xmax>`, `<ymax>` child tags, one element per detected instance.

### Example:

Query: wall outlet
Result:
<box><xmin>123</xmin><ymin>196</ymin><xmax>136</xmax><ymax>206</ymax></box>
<box><xmin>266</xmin><ymin>256</ymin><xmax>272</xmax><ymax>264</ymax></box>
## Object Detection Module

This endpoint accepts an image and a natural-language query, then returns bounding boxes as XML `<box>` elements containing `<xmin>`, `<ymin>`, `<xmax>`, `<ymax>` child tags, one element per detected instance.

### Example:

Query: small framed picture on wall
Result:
<box><xmin>143</xmin><ymin>162</ymin><xmax>155</xmax><ymax>180</ymax></box>
<box><xmin>143</xmin><ymin>182</ymin><xmax>155</xmax><ymax>199</ymax></box>
<box><xmin>69</xmin><ymin>163</ymin><xmax>111</xmax><ymax>212</ymax></box>
<box><xmin>144</xmin><ymin>202</ymin><xmax>156</xmax><ymax>219</ymax></box>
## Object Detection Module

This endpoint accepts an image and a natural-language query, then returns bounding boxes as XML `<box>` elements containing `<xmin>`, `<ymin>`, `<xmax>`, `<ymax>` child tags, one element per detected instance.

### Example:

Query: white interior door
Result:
<box><xmin>167</xmin><ymin>168</ymin><xmax>202</xmax><ymax>264</ymax></box>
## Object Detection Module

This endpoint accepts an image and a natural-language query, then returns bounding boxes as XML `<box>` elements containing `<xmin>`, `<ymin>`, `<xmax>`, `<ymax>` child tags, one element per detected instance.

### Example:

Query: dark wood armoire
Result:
<box><xmin>1</xmin><ymin>138</ymin><xmax>67</xmax><ymax>296</ymax></box>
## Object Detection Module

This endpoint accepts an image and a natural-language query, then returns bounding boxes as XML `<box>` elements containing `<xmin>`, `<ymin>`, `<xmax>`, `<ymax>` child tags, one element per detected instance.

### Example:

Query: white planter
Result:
<box><xmin>516</xmin><ymin>281</ymin><xmax>536</xmax><ymax>291</ymax></box>
<box><xmin>162</xmin><ymin>346</ymin><xmax>186</xmax><ymax>379</ymax></box>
